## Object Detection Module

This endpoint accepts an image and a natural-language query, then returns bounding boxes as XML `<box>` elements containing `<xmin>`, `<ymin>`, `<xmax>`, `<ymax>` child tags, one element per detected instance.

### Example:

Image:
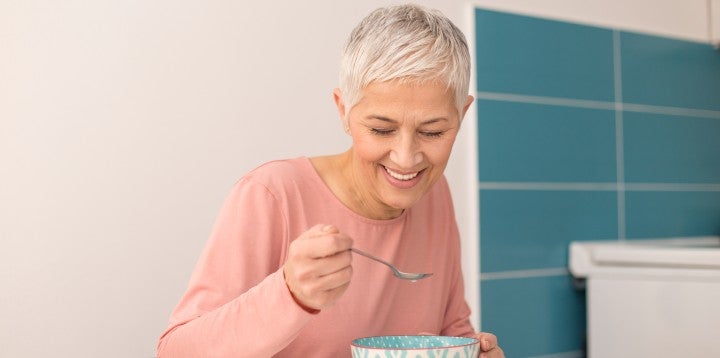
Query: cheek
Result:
<box><xmin>424</xmin><ymin>139</ymin><xmax>456</xmax><ymax>165</ymax></box>
<box><xmin>353</xmin><ymin>136</ymin><xmax>388</xmax><ymax>162</ymax></box>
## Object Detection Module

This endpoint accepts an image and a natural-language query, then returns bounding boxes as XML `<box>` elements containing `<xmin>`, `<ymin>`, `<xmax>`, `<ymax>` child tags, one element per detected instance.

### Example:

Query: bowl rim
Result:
<box><xmin>350</xmin><ymin>335</ymin><xmax>480</xmax><ymax>350</ymax></box>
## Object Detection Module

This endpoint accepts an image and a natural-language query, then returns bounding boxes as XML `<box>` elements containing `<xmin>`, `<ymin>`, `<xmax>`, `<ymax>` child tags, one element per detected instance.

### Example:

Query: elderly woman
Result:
<box><xmin>158</xmin><ymin>4</ymin><xmax>503</xmax><ymax>358</ymax></box>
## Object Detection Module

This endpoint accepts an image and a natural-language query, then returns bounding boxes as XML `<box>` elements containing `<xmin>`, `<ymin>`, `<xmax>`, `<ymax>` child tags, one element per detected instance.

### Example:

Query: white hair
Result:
<box><xmin>339</xmin><ymin>4</ymin><xmax>471</xmax><ymax>114</ymax></box>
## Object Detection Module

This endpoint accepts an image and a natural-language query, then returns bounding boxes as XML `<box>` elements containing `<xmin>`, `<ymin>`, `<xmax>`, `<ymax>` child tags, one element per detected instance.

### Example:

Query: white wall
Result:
<box><xmin>0</xmin><ymin>1</ymin><xmax>712</xmax><ymax>357</ymax></box>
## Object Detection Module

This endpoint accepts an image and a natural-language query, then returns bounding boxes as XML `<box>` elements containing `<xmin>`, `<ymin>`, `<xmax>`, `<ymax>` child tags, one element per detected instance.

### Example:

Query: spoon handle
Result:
<box><xmin>350</xmin><ymin>248</ymin><xmax>394</xmax><ymax>270</ymax></box>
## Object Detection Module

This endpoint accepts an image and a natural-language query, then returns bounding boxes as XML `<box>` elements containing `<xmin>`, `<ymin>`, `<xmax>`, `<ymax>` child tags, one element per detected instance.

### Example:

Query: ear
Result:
<box><xmin>461</xmin><ymin>95</ymin><xmax>474</xmax><ymax>118</ymax></box>
<box><xmin>333</xmin><ymin>88</ymin><xmax>350</xmax><ymax>134</ymax></box>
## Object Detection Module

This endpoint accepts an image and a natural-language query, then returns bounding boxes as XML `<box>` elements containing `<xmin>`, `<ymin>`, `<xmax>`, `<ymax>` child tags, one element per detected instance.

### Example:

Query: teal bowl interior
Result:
<box><xmin>351</xmin><ymin>335</ymin><xmax>478</xmax><ymax>350</ymax></box>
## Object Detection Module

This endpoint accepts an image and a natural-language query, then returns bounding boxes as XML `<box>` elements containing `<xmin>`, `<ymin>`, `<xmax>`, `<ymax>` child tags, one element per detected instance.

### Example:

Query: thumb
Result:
<box><xmin>305</xmin><ymin>224</ymin><xmax>339</xmax><ymax>237</ymax></box>
<box><xmin>319</xmin><ymin>224</ymin><xmax>338</xmax><ymax>233</ymax></box>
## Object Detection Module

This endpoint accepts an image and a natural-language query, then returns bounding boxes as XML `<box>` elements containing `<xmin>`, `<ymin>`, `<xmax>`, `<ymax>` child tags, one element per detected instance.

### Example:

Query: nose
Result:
<box><xmin>389</xmin><ymin>133</ymin><xmax>423</xmax><ymax>168</ymax></box>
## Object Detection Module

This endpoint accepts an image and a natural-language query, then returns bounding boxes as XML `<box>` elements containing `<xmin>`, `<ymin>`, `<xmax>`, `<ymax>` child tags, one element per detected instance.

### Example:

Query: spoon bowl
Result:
<box><xmin>350</xmin><ymin>248</ymin><xmax>433</xmax><ymax>281</ymax></box>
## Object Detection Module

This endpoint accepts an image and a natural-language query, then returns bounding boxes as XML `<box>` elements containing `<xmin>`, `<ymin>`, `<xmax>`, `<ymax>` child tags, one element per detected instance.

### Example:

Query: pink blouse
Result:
<box><xmin>157</xmin><ymin>157</ymin><xmax>474</xmax><ymax>357</ymax></box>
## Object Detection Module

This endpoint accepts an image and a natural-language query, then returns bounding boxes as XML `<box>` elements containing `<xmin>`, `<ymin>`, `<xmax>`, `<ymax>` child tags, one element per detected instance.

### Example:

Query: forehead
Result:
<box><xmin>354</xmin><ymin>80</ymin><xmax>457</xmax><ymax>116</ymax></box>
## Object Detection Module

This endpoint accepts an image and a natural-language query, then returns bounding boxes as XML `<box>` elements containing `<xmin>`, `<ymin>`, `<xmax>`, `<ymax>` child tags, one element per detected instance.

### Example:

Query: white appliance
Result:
<box><xmin>569</xmin><ymin>237</ymin><xmax>720</xmax><ymax>358</ymax></box>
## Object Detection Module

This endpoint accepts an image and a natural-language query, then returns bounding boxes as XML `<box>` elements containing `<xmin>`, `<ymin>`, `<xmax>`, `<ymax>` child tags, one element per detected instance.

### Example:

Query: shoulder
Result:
<box><xmin>241</xmin><ymin>157</ymin><xmax>313</xmax><ymax>186</ymax></box>
<box><xmin>245</xmin><ymin>157</ymin><xmax>309</xmax><ymax>179</ymax></box>
<box><xmin>233</xmin><ymin>157</ymin><xmax>320</xmax><ymax>201</ymax></box>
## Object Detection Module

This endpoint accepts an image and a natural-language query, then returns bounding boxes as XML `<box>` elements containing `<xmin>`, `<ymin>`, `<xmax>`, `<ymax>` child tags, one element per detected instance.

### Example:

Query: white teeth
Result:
<box><xmin>384</xmin><ymin>166</ymin><xmax>419</xmax><ymax>181</ymax></box>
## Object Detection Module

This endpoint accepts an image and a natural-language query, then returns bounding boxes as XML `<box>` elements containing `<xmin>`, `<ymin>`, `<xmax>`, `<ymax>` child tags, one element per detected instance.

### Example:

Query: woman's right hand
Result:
<box><xmin>283</xmin><ymin>224</ymin><xmax>354</xmax><ymax>312</ymax></box>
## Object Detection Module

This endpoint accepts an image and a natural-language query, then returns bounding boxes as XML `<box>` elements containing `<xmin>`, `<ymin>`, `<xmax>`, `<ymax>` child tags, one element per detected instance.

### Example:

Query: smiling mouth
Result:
<box><xmin>383</xmin><ymin>166</ymin><xmax>420</xmax><ymax>181</ymax></box>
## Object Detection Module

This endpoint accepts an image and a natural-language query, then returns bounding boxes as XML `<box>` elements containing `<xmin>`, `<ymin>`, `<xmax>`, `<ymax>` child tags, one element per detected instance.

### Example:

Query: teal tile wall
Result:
<box><xmin>626</xmin><ymin>191</ymin><xmax>720</xmax><ymax>238</ymax></box>
<box><xmin>475</xmin><ymin>9</ymin><xmax>615</xmax><ymax>101</ymax></box>
<box><xmin>475</xmin><ymin>8</ymin><xmax>720</xmax><ymax>358</ymax></box>
<box><xmin>480</xmin><ymin>190</ymin><xmax>617</xmax><ymax>272</ymax></box>
<box><xmin>621</xmin><ymin>32</ymin><xmax>720</xmax><ymax>111</ymax></box>
<box><xmin>478</xmin><ymin>100</ymin><xmax>617</xmax><ymax>182</ymax></box>
<box><xmin>624</xmin><ymin>112</ymin><xmax>720</xmax><ymax>183</ymax></box>
<box><xmin>481</xmin><ymin>276</ymin><xmax>586</xmax><ymax>358</ymax></box>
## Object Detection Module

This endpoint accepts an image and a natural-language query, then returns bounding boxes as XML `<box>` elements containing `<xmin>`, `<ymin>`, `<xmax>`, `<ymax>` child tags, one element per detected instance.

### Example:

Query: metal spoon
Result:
<box><xmin>350</xmin><ymin>248</ymin><xmax>433</xmax><ymax>281</ymax></box>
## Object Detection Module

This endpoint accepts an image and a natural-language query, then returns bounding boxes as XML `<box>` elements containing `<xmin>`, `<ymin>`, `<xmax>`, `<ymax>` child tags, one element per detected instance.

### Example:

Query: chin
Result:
<box><xmin>384</xmin><ymin>194</ymin><xmax>424</xmax><ymax>211</ymax></box>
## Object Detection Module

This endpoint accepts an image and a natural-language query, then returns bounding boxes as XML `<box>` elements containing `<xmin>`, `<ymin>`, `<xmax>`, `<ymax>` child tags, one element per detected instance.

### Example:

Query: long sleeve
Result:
<box><xmin>157</xmin><ymin>177</ymin><xmax>313</xmax><ymax>357</ymax></box>
<box><xmin>158</xmin><ymin>159</ymin><xmax>479</xmax><ymax>357</ymax></box>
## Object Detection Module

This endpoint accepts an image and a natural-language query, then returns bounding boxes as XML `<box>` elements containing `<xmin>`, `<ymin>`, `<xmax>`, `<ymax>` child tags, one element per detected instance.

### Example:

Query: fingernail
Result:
<box><xmin>322</xmin><ymin>225</ymin><xmax>335</xmax><ymax>232</ymax></box>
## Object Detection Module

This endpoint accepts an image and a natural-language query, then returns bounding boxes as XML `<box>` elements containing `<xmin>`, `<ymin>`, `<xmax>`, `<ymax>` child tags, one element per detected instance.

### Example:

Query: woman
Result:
<box><xmin>158</xmin><ymin>4</ymin><xmax>503</xmax><ymax>357</ymax></box>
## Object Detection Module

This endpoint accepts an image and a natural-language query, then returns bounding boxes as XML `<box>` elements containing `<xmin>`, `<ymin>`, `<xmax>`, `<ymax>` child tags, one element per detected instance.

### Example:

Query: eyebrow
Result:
<box><xmin>367</xmin><ymin>115</ymin><xmax>448</xmax><ymax>125</ymax></box>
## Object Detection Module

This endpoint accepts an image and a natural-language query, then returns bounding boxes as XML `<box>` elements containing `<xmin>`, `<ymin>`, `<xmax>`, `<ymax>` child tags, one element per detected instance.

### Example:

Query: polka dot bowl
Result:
<box><xmin>351</xmin><ymin>335</ymin><xmax>479</xmax><ymax>358</ymax></box>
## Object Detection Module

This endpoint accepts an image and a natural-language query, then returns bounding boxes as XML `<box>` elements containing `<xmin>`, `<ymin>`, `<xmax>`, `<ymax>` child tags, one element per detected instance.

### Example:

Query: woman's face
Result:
<box><xmin>334</xmin><ymin>80</ymin><xmax>473</xmax><ymax>220</ymax></box>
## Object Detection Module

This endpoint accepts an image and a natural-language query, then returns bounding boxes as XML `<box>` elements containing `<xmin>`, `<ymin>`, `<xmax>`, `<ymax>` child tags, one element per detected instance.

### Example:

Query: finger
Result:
<box><xmin>314</xmin><ymin>279</ymin><xmax>352</xmax><ymax>309</ymax></box>
<box><xmin>316</xmin><ymin>249</ymin><xmax>353</xmax><ymax>277</ymax></box>
<box><xmin>305</xmin><ymin>232</ymin><xmax>353</xmax><ymax>259</ymax></box>
<box><xmin>292</xmin><ymin>252</ymin><xmax>353</xmax><ymax>291</ymax></box>
<box><xmin>307</xmin><ymin>224</ymin><xmax>339</xmax><ymax>237</ymax></box>
<box><xmin>320</xmin><ymin>224</ymin><xmax>339</xmax><ymax>234</ymax></box>
<box><xmin>286</xmin><ymin>238</ymin><xmax>352</xmax><ymax>283</ymax></box>
<box><xmin>298</xmin><ymin>266</ymin><xmax>353</xmax><ymax>308</ymax></box>
<box><xmin>300</xmin><ymin>224</ymin><xmax>338</xmax><ymax>240</ymax></box>
<box><xmin>479</xmin><ymin>347</ymin><xmax>504</xmax><ymax>358</ymax></box>
<box><xmin>291</xmin><ymin>225</ymin><xmax>343</xmax><ymax>257</ymax></box>
<box><xmin>316</xmin><ymin>264</ymin><xmax>353</xmax><ymax>291</ymax></box>
<box><xmin>475</xmin><ymin>332</ymin><xmax>498</xmax><ymax>351</ymax></box>
<box><xmin>293</xmin><ymin>249</ymin><xmax>351</xmax><ymax>283</ymax></box>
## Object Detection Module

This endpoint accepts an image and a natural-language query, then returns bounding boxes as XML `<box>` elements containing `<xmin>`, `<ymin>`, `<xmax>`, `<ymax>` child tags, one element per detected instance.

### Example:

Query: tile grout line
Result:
<box><xmin>623</xmin><ymin>103</ymin><xmax>720</xmax><ymax>119</ymax></box>
<box><xmin>614</xmin><ymin>30</ymin><xmax>627</xmax><ymax>241</ymax></box>
<box><xmin>625</xmin><ymin>183</ymin><xmax>720</xmax><ymax>191</ymax></box>
<box><xmin>478</xmin><ymin>182</ymin><xmax>720</xmax><ymax>191</ymax></box>
<box><xmin>474</xmin><ymin>91</ymin><xmax>720</xmax><ymax>119</ymax></box>
<box><xmin>475</xmin><ymin>91</ymin><xmax>613</xmax><ymax>110</ymax></box>
<box><xmin>478</xmin><ymin>182</ymin><xmax>617</xmax><ymax>190</ymax></box>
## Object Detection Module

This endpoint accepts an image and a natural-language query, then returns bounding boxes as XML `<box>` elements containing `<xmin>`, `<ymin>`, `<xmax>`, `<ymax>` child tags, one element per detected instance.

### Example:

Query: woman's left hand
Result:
<box><xmin>474</xmin><ymin>332</ymin><xmax>504</xmax><ymax>358</ymax></box>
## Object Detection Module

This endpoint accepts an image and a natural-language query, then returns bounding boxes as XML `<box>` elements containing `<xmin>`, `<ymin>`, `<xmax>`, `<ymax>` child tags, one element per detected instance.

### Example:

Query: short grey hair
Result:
<box><xmin>339</xmin><ymin>4</ymin><xmax>471</xmax><ymax>113</ymax></box>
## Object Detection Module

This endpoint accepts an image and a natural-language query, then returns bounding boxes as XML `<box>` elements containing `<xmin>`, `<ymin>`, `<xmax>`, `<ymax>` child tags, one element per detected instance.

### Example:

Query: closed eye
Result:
<box><xmin>370</xmin><ymin>128</ymin><xmax>395</xmax><ymax>136</ymax></box>
<box><xmin>420</xmin><ymin>131</ymin><xmax>445</xmax><ymax>138</ymax></box>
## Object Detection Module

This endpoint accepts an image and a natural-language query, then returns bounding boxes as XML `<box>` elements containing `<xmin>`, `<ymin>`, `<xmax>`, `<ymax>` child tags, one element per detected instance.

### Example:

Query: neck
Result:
<box><xmin>315</xmin><ymin>150</ymin><xmax>403</xmax><ymax>220</ymax></box>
